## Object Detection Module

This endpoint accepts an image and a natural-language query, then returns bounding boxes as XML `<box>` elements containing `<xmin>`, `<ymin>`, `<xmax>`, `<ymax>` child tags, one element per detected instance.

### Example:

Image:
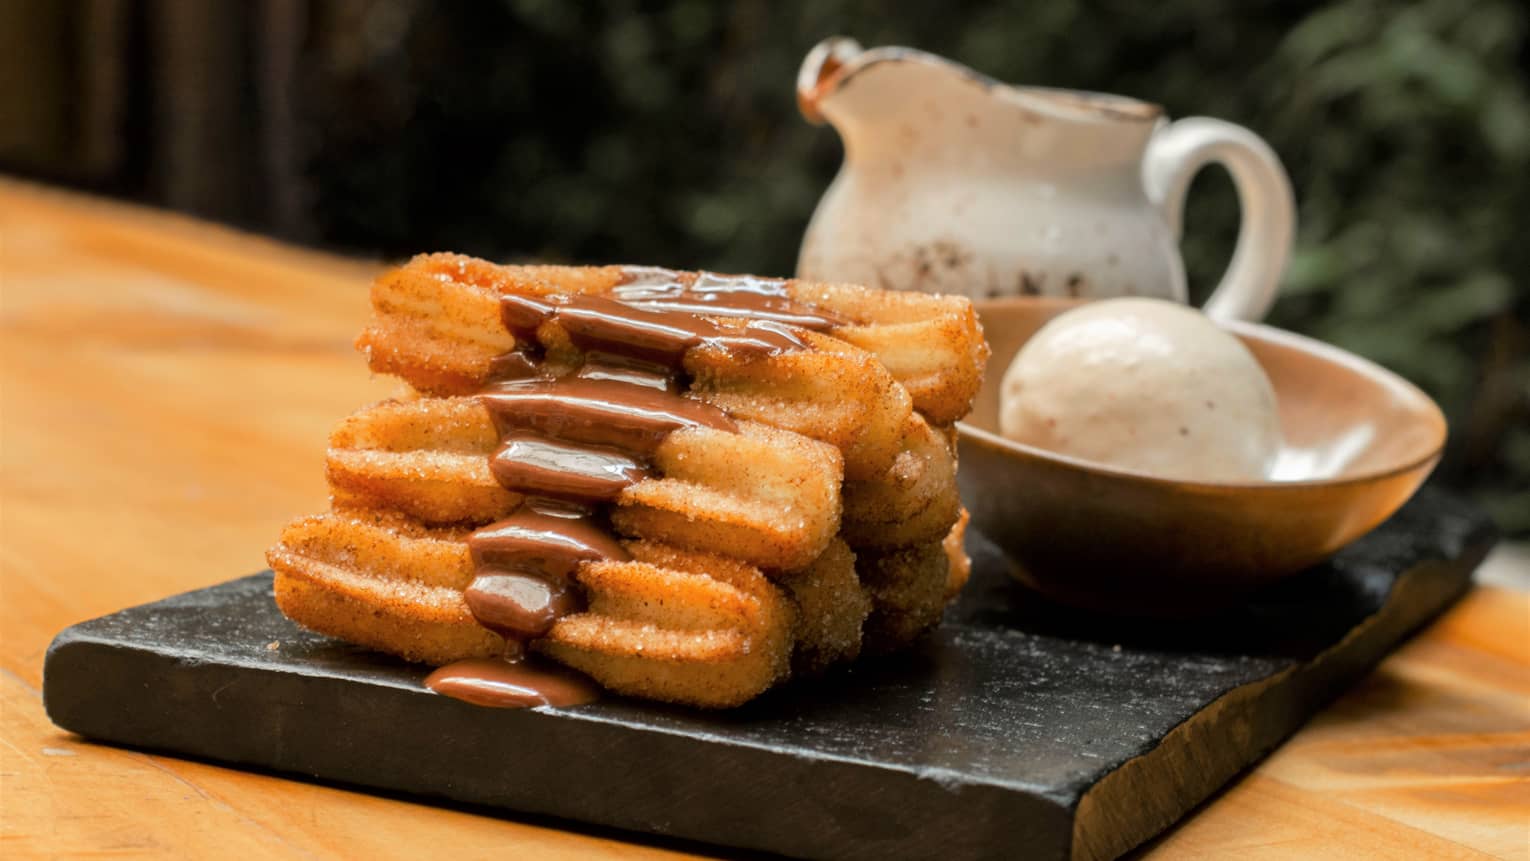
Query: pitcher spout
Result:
<box><xmin>798</xmin><ymin>37</ymin><xmax>1162</xmax><ymax>171</ymax></box>
<box><xmin>796</xmin><ymin>37</ymin><xmax>865</xmax><ymax>124</ymax></box>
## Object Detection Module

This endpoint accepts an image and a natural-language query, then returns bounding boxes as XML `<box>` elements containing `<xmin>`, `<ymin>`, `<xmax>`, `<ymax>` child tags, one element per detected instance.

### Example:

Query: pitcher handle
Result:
<box><xmin>1142</xmin><ymin>117</ymin><xmax>1295</xmax><ymax>321</ymax></box>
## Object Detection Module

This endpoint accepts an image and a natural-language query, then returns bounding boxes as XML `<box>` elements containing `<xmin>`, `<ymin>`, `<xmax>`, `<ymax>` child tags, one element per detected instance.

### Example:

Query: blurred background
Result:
<box><xmin>1</xmin><ymin>0</ymin><xmax>1526</xmax><ymax>535</ymax></box>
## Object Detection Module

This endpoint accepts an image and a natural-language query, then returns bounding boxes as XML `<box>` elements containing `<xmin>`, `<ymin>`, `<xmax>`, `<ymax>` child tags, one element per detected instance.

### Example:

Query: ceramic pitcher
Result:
<box><xmin>795</xmin><ymin>38</ymin><xmax>1295</xmax><ymax>321</ymax></box>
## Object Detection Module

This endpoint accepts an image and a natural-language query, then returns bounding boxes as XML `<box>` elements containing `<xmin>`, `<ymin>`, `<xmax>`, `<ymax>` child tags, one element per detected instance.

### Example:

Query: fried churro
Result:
<box><xmin>357</xmin><ymin>254</ymin><xmax>987</xmax><ymax>475</ymax></box>
<box><xmin>270</xmin><ymin>509</ymin><xmax>794</xmax><ymax>707</ymax></box>
<box><xmin>327</xmin><ymin>396</ymin><xmax>843</xmax><ymax>571</ymax></box>
<box><xmin>269</xmin><ymin>253</ymin><xmax>985</xmax><ymax>708</ymax></box>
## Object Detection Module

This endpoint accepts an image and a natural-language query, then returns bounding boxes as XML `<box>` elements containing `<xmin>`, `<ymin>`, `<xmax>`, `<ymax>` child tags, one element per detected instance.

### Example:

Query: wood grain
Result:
<box><xmin>2</xmin><ymin>179</ymin><xmax>1526</xmax><ymax>860</ymax></box>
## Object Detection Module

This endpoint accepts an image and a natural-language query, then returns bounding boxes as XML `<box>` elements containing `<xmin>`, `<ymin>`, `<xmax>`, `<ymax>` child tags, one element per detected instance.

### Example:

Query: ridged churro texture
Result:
<box><xmin>267</xmin><ymin>253</ymin><xmax>987</xmax><ymax>708</ymax></box>
<box><xmin>327</xmin><ymin>396</ymin><xmax>844</xmax><ymax>572</ymax></box>
<box><xmin>777</xmin><ymin>538</ymin><xmax>869</xmax><ymax>676</ymax></box>
<box><xmin>267</xmin><ymin>507</ymin><xmax>965</xmax><ymax>703</ymax></box>
<box><xmin>842</xmin><ymin>412</ymin><xmax>962</xmax><ymax>550</ymax></box>
<box><xmin>356</xmin><ymin>253</ymin><xmax>988</xmax><ymax>477</ymax></box>
<box><xmin>268</xmin><ymin>509</ymin><xmax>794</xmax><ymax>707</ymax></box>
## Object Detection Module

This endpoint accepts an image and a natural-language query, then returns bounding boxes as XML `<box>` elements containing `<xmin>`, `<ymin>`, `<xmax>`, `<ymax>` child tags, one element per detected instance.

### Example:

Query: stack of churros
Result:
<box><xmin>268</xmin><ymin>253</ymin><xmax>987</xmax><ymax>708</ymax></box>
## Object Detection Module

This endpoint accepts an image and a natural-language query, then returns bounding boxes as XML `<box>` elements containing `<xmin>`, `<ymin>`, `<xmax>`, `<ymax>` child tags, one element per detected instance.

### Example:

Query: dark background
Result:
<box><xmin>2</xmin><ymin>0</ymin><xmax>1526</xmax><ymax>534</ymax></box>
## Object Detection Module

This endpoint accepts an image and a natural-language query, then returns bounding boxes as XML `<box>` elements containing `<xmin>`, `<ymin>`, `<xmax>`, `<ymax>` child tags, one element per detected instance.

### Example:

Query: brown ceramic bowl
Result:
<box><xmin>958</xmin><ymin>298</ymin><xmax>1446</xmax><ymax>615</ymax></box>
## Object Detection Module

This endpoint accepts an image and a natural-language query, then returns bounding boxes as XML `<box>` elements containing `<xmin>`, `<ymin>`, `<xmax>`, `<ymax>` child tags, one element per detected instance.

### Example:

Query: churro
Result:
<box><xmin>269</xmin><ymin>254</ymin><xmax>986</xmax><ymax>708</ymax></box>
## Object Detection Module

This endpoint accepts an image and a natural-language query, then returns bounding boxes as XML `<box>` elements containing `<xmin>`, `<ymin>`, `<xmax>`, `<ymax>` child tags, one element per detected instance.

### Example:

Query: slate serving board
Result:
<box><xmin>44</xmin><ymin>489</ymin><xmax>1494</xmax><ymax>861</ymax></box>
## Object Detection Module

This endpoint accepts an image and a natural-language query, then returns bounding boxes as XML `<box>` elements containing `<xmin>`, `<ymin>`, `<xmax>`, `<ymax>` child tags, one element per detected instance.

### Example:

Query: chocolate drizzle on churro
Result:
<box><xmin>612</xmin><ymin>269</ymin><xmax>847</xmax><ymax>330</ymax></box>
<box><xmin>465</xmin><ymin>506</ymin><xmax>628</xmax><ymax>642</ymax></box>
<box><xmin>428</xmin><ymin>269</ymin><xmax>835</xmax><ymax>708</ymax></box>
<box><xmin>498</xmin><ymin>291</ymin><xmax>814</xmax><ymax>369</ymax></box>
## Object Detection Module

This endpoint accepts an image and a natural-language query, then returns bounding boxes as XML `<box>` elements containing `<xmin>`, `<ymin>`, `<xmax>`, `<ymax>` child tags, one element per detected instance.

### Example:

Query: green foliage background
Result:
<box><xmin>304</xmin><ymin>0</ymin><xmax>1530</xmax><ymax>533</ymax></box>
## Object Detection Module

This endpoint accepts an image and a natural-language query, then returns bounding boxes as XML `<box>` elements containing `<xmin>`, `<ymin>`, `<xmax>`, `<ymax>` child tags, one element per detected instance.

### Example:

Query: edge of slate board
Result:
<box><xmin>42</xmin><ymin>490</ymin><xmax>1495</xmax><ymax>861</ymax></box>
<box><xmin>46</xmin><ymin>602</ymin><xmax>1076</xmax><ymax>860</ymax></box>
<box><xmin>1071</xmin><ymin>548</ymin><xmax>1483</xmax><ymax>860</ymax></box>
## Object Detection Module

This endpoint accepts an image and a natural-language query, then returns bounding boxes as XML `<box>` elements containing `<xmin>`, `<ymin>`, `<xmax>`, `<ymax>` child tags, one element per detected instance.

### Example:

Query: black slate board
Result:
<box><xmin>44</xmin><ymin>489</ymin><xmax>1494</xmax><ymax>861</ymax></box>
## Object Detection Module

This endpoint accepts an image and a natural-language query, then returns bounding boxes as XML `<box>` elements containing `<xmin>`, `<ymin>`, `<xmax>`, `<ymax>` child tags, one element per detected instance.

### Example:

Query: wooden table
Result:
<box><xmin>2</xmin><ymin>179</ymin><xmax>1526</xmax><ymax>860</ymax></box>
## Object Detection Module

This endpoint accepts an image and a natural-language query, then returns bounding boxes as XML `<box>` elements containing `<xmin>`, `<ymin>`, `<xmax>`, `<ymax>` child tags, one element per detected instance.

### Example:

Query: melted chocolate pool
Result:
<box><xmin>424</xmin><ymin>658</ymin><xmax>598</xmax><ymax>709</ymax></box>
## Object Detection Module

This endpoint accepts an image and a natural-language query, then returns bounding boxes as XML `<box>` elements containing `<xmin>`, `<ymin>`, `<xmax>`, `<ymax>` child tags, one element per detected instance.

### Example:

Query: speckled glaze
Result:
<box><xmin>795</xmin><ymin>38</ymin><xmax>1296</xmax><ymax>321</ymax></box>
<box><xmin>959</xmin><ymin>298</ymin><xmax>1447</xmax><ymax>615</ymax></box>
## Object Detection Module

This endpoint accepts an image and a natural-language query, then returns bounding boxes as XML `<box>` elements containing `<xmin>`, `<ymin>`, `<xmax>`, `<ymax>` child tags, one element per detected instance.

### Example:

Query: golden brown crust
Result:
<box><xmin>614</xmin><ymin>422</ymin><xmax>843</xmax><ymax>572</ymax></box>
<box><xmin>841</xmin><ymin>413</ymin><xmax>961</xmax><ymax>550</ymax></box>
<box><xmin>855</xmin><ymin>507</ymin><xmax>970</xmax><ymax>657</ymax></box>
<box><xmin>326</xmin><ymin>397</ymin><xmax>513</xmax><ymax>524</ymax></box>
<box><xmin>267</xmin><ymin>508</ymin><xmax>496</xmax><ymax>664</ymax></box>
<box><xmin>266</xmin><ymin>510</ymin><xmax>795</xmax><ymax>708</ymax></box>
<box><xmin>271</xmin><ymin>253</ymin><xmax>988</xmax><ymax>708</ymax></box>
<box><xmin>783</xmin><ymin>279</ymin><xmax>989</xmax><ymax>424</ymax></box>
<box><xmin>686</xmin><ymin>330</ymin><xmax>911</xmax><ymax>481</ymax></box>
<box><xmin>270</xmin><ymin>492</ymin><xmax>972</xmax><ymax>706</ymax></box>
<box><xmin>540</xmin><ymin>541</ymin><xmax>794</xmax><ymax>708</ymax></box>
<box><xmin>943</xmin><ymin>509</ymin><xmax>973</xmax><ymax>601</ymax></box>
<box><xmin>776</xmin><ymin>538</ymin><xmax>870</xmax><ymax>676</ymax></box>
<box><xmin>856</xmin><ymin>537</ymin><xmax>954</xmax><ymax>655</ymax></box>
<box><xmin>356</xmin><ymin>253</ymin><xmax>962</xmax><ymax>480</ymax></box>
<box><xmin>325</xmin><ymin>397</ymin><xmax>843</xmax><ymax>571</ymax></box>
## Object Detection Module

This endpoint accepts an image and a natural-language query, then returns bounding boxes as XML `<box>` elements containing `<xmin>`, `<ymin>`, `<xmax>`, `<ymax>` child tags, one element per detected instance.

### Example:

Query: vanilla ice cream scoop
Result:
<box><xmin>999</xmin><ymin>298</ymin><xmax>1282</xmax><ymax>481</ymax></box>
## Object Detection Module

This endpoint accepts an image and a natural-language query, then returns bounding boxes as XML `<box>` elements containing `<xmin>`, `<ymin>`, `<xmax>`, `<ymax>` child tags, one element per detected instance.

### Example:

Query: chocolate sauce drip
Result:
<box><xmin>488</xmin><ymin>435</ymin><xmax>649</xmax><ymax>504</ymax></box>
<box><xmin>468</xmin><ymin>506</ymin><xmax>629</xmax><ymax>578</ymax></box>
<box><xmin>479</xmin><ymin>377</ymin><xmax>735</xmax><ymax>505</ymax></box>
<box><xmin>486</xmin><ymin>350</ymin><xmax>543</xmax><ymax>381</ymax></box>
<box><xmin>574</xmin><ymin>355</ymin><xmax>674</xmax><ymax>390</ymax></box>
<box><xmin>479</xmin><ymin>377</ymin><xmax>736</xmax><ymax>455</ymax></box>
<box><xmin>615</xmin><ymin>265</ymin><xmax>686</xmax><ymax>287</ymax></box>
<box><xmin>500</xmin><ymin>292</ymin><xmax>812</xmax><ymax>369</ymax></box>
<box><xmin>463</xmin><ymin>363</ymin><xmax>736</xmax><ymax>672</ymax></box>
<box><xmin>439</xmin><ymin>269</ymin><xmax>835</xmax><ymax>708</ymax></box>
<box><xmin>451</xmin><ymin>506</ymin><xmax>627</xmax><ymax>707</ymax></box>
<box><xmin>612</xmin><ymin>270</ymin><xmax>848</xmax><ymax>330</ymax></box>
<box><xmin>465</xmin><ymin>569</ymin><xmax>584</xmax><ymax>640</ymax></box>
<box><xmin>424</xmin><ymin>658</ymin><xmax>599</xmax><ymax>709</ymax></box>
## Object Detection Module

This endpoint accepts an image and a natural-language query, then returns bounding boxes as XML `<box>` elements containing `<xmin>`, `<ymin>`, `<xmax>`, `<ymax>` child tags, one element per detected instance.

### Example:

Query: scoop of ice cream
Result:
<box><xmin>999</xmin><ymin>298</ymin><xmax>1281</xmax><ymax>481</ymax></box>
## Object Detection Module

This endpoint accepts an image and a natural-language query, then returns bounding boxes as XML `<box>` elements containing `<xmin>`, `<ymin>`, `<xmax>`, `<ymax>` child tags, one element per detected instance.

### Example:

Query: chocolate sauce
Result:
<box><xmin>446</xmin><ymin>506</ymin><xmax>627</xmax><ymax>708</ymax></box>
<box><xmin>574</xmin><ymin>355</ymin><xmax>674</xmax><ymax>390</ymax></box>
<box><xmin>500</xmin><ymin>292</ymin><xmax>812</xmax><ymax>368</ymax></box>
<box><xmin>464</xmin><ymin>569</ymin><xmax>584</xmax><ymax>640</ymax></box>
<box><xmin>488</xmin><ymin>436</ymin><xmax>646</xmax><ymax>504</ymax></box>
<box><xmin>468</xmin><ymin>506</ymin><xmax>629</xmax><ymax>577</ymax></box>
<box><xmin>461</xmin><ymin>371</ymin><xmax>732</xmax><ymax>663</ymax></box>
<box><xmin>486</xmin><ymin>349</ymin><xmax>543</xmax><ymax>381</ymax></box>
<box><xmin>612</xmin><ymin>270</ymin><xmax>848</xmax><ymax>330</ymax></box>
<box><xmin>615</xmin><ymin>265</ymin><xmax>687</xmax><ymax>287</ymax></box>
<box><xmin>479</xmin><ymin>377</ymin><xmax>737</xmax><ymax>455</ymax></box>
<box><xmin>436</xmin><ymin>266</ymin><xmax>838</xmax><ymax>708</ymax></box>
<box><xmin>479</xmin><ymin>376</ymin><xmax>736</xmax><ymax>505</ymax></box>
<box><xmin>425</xmin><ymin>658</ymin><xmax>599</xmax><ymax>709</ymax></box>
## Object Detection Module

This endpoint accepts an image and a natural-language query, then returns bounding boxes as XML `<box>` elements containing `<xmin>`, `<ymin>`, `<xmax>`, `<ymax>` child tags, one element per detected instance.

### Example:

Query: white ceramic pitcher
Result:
<box><xmin>795</xmin><ymin>38</ymin><xmax>1295</xmax><ymax>321</ymax></box>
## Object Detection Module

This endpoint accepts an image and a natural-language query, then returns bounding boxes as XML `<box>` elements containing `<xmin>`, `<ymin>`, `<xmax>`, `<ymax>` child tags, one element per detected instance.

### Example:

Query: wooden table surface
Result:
<box><xmin>2</xmin><ymin>179</ymin><xmax>1526</xmax><ymax>860</ymax></box>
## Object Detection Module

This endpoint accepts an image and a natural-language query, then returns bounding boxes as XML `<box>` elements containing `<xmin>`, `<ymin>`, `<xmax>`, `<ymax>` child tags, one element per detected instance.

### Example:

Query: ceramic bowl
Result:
<box><xmin>958</xmin><ymin>298</ymin><xmax>1446</xmax><ymax>615</ymax></box>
